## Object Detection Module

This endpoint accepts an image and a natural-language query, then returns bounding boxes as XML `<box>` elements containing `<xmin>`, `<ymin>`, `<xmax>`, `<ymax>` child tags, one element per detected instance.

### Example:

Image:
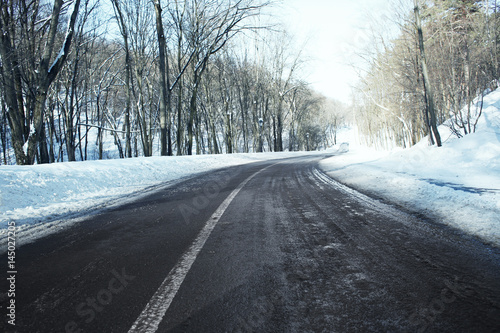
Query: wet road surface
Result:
<box><xmin>2</xmin><ymin>155</ymin><xmax>500</xmax><ymax>332</ymax></box>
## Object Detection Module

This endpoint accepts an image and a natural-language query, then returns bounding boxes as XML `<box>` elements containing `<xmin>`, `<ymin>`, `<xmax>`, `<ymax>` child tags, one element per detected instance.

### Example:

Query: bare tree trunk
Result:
<box><xmin>272</xmin><ymin>114</ymin><xmax>277</xmax><ymax>152</ymax></box>
<box><xmin>112</xmin><ymin>0</ymin><xmax>132</xmax><ymax>158</ymax></box>
<box><xmin>414</xmin><ymin>0</ymin><xmax>442</xmax><ymax>147</ymax></box>
<box><xmin>225</xmin><ymin>101</ymin><xmax>233</xmax><ymax>154</ymax></box>
<box><xmin>177</xmin><ymin>81</ymin><xmax>184</xmax><ymax>155</ymax></box>
<box><xmin>137</xmin><ymin>80</ymin><xmax>151</xmax><ymax>156</ymax></box>
<box><xmin>187</xmin><ymin>80</ymin><xmax>199</xmax><ymax>155</ymax></box>
<box><xmin>154</xmin><ymin>0</ymin><xmax>170</xmax><ymax>157</ymax></box>
<box><xmin>276</xmin><ymin>109</ymin><xmax>283</xmax><ymax>151</ymax></box>
<box><xmin>1</xmin><ymin>102</ymin><xmax>8</xmax><ymax>164</ymax></box>
<box><xmin>96</xmin><ymin>94</ymin><xmax>103</xmax><ymax>160</ymax></box>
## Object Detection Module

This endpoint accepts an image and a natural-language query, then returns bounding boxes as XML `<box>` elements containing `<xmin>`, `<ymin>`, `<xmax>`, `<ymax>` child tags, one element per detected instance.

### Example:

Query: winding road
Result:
<box><xmin>2</xmin><ymin>155</ymin><xmax>500</xmax><ymax>332</ymax></box>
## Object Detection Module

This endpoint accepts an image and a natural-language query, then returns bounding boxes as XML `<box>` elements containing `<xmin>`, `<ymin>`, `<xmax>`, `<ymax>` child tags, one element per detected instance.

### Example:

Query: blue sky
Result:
<box><xmin>276</xmin><ymin>0</ymin><xmax>394</xmax><ymax>103</ymax></box>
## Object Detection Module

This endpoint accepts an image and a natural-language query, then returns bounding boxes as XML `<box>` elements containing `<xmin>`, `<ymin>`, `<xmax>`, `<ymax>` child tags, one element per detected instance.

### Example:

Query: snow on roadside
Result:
<box><xmin>320</xmin><ymin>88</ymin><xmax>500</xmax><ymax>247</ymax></box>
<box><xmin>0</xmin><ymin>152</ymin><xmax>313</xmax><ymax>238</ymax></box>
<box><xmin>3</xmin><ymin>88</ymin><xmax>500</xmax><ymax>248</ymax></box>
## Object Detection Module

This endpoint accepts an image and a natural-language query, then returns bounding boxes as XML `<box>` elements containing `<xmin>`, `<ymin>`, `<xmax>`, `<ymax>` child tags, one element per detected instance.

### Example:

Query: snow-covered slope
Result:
<box><xmin>320</xmin><ymin>88</ymin><xmax>500</xmax><ymax>246</ymax></box>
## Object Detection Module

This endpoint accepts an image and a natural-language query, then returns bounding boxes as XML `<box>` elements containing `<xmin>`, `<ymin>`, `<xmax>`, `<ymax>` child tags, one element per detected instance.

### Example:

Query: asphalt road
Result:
<box><xmin>2</xmin><ymin>155</ymin><xmax>500</xmax><ymax>333</ymax></box>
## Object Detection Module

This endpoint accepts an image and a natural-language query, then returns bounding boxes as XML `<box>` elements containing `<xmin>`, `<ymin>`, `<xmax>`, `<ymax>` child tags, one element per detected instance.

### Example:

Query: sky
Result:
<box><xmin>274</xmin><ymin>0</ymin><xmax>394</xmax><ymax>103</ymax></box>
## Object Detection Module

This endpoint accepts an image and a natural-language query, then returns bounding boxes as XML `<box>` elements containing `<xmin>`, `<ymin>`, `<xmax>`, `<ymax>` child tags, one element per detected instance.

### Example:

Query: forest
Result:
<box><xmin>1</xmin><ymin>0</ymin><xmax>498</xmax><ymax>165</ymax></box>
<box><xmin>354</xmin><ymin>0</ymin><xmax>500</xmax><ymax>149</ymax></box>
<box><xmin>0</xmin><ymin>0</ymin><xmax>344</xmax><ymax>165</ymax></box>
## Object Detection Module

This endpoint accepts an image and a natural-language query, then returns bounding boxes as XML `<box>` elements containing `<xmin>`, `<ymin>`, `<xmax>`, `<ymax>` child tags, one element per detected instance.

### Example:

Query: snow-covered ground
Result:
<box><xmin>2</xmin><ymin>89</ymin><xmax>500</xmax><ymax>248</ymax></box>
<box><xmin>1</xmin><ymin>151</ymin><xmax>324</xmax><ymax>245</ymax></box>
<box><xmin>321</xmin><ymin>88</ymin><xmax>500</xmax><ymax>247</ymax></box>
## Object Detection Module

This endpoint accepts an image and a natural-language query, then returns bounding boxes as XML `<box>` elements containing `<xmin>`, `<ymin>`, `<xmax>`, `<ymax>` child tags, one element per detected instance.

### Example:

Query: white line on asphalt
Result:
<box><xmin>128</xmin><ymin>164</ymin><xmax>275</xmax><ymax>333</ymax></box>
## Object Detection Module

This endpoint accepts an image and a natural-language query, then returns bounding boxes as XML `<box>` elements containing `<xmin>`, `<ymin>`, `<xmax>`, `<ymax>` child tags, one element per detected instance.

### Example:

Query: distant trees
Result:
<box><xmin>0</xmin><ymin>0</ymin><xmax>339</xmax><ymax>165</ymax></box>
<box><xmin>354</xmin><ymin>0</ymin><xmax>498</xmax><ymax>149</ymax></box>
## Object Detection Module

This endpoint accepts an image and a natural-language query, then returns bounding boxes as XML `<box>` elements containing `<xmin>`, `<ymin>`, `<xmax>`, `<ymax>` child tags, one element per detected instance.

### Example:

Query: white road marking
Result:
<box><xmin>128</xmin><ymin>164</ymin><xmax>274</xmax><ymax>333</ymax></box>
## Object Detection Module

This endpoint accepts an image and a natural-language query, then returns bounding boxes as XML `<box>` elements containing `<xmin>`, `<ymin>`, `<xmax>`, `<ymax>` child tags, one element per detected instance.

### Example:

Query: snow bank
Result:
<box><xmin>320</xmin><ymin>88</ymin><xmax>500</xmax><ymax>246</ymax></box>
<box><xmin>0</xmin><ymin>152</ymin><xmax>312</xmax><ymax>237</ymax></box>
<box><xmin>2</xmin><ymin>89</ymin><xmax>500</xmax><ymax>248</ymax></box>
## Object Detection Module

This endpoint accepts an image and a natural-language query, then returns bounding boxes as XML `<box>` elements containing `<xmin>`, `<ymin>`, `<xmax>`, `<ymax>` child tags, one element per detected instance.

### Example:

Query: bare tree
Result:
<box><xmin>0</xmin><ymin>0</ymin><xmax>331</xmax><ymax>162</ymax></box>
<box><xmin>414</xmin><ymin>0</ymin><xmax>441</xmax><ymax>146</ymax></box>
<box><xmin>111</xmin><ymin>0</ymin><xmax>133</xmax><ymax>157</ymax></box>
<box><xmin>0</xmin><ymin>0</ymin><xmax>81</xmax><ymax>164</ymax></box>
<box><xmin>184</xmin><ymin>0</ymin><xmax>268</xmax><ymax>155</ymax></box>
<box><xmin>154</xmin><ymin>0</ymin><xmax>170</xmax><ymax>156</ymax></box>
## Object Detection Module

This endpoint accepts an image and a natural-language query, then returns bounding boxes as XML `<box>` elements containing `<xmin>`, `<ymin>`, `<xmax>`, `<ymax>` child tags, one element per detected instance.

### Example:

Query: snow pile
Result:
<box><xmin>320</xmin><ymin>88</ymin><xmax>500</xmax><ymax>246</ymax></box>
<box><xmin>0</xmin><ymin>152</ymin><xmax>313</xmax><ymax>236</ymax></box>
